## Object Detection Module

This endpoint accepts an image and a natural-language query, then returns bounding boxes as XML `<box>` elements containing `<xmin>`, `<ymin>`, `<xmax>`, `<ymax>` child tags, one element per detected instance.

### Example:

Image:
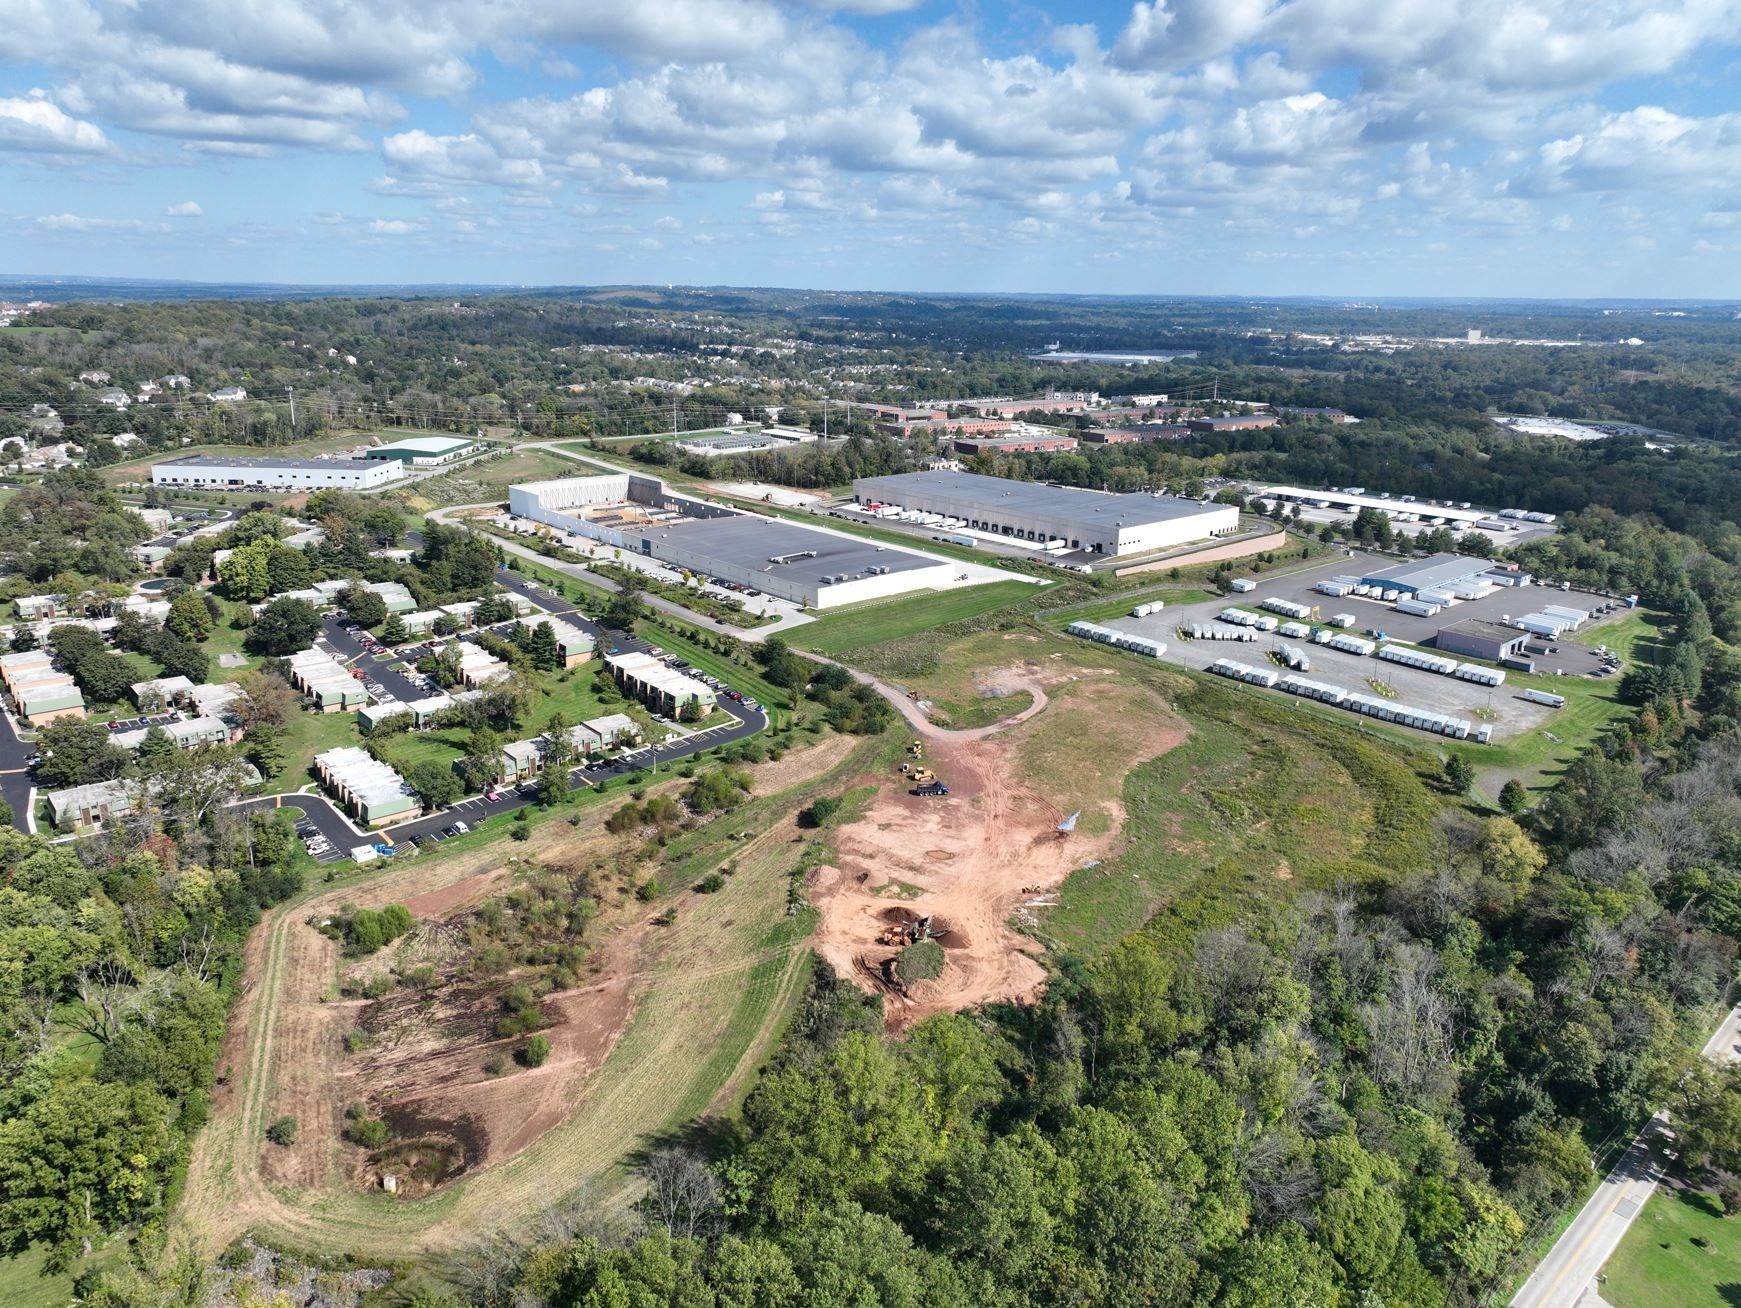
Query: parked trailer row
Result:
<box><xmin>1313</xmin><ymin>632</ymin><xmax>1378</xmax><ymax>656</ymax></box>
<box><xmin>1521</xmin><ymin>688</ymin><xmax>1567</xmax><ymax>708</ymax></box>
<box><xmin>1453</xmin><ymin>665</ymin><xmax>1506</xmax><ymax>687</ymax></box>
<box><xmin>1278</xmin><ymin>674</ymin><xmax>1346</xmax><ymax>704</ymax></box>
<box><xmin>1066</xmin><ymin>620</ymin><xmax>1167</xmax><ymax>658</ymax></box>
<box><xmin>1394</xmin><ymin>598</ymin><xmax>1441</xmax><ymax>618</ymax></box>
<box><xmin>1130</xmin><ymin>600</ymin><xmax>1166</xmax><ymax>618</ymax></box>
<box><xmin>1377</xmin><ymin>645</ymin><xmax>1460</xmax><ymax>676</ymax></box>
<box><xmin>1261</xmin><ymin>597</ymin><xmax>1314</xmax><ymax>620</ymax></box>
<box><xmin>1317</xmin><ymin>580</ymin><xmax>1355</xmax><ymax>598</ymax></box>
<box><xmin>1218</xmin><ymin>607</ymin><xmax>1280</xmax><ymax>632</ymax></box>
<box><xmin>1189</xmin><ymin>623</ymin><xmax>1259</xmax><ymax>642</ymax></box>
<box><xmin>1278</xmin><ymin>621</ymin><xmax>1311</xmax><ymax>639</ymax></box>
<box><xmin>1327</xmin><ymin>613</ymin><xmax>1358</xmax><ymax>628</ymax></box>
<box><xmin>1208</xmin><ymin>658</ymin><xmax>1279</xmax><ymax>688</ymax></box>
<box><xmin>1277</xmin><ymin>644</ymin><xmax>1311</xmax><ymax>672</ymax></box>
<box><xmin>1343</xmin><ymin>692</ymin><xmax>1473</xmax><ymax>739</ymax></box>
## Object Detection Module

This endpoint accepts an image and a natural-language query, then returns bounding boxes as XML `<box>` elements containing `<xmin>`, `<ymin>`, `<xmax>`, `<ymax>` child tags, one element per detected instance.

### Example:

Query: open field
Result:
<box><xmin>1602</xmin><ymin>1186</ymin><xmax>1741</xmax><ymax>1308</ymax></box>
<box><xmin>403</xmin><ymin>448</ymin><xmax>588</xmax><ymax>509</ymax></box>
<box><xmin>790</xmin><ymin>580</ymin><xmax>1047</xmax><ymax>655</ymax></box>
<box><xmin>174</xmin><ymin>735</ymin><xmax>873</xmax><ymax>1261</ymax></box>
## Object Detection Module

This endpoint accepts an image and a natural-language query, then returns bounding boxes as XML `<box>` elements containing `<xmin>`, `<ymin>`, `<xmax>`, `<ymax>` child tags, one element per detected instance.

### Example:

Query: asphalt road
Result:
<box><xmin>0</xmin><ymin>709</ymin><xmax>36</xmax><ymax>831</ymax></box>
<box><xmin>319</xmin><ymin>615</ymin><xmax>428</xmax><ymax>702</ymax></box>
<box><xmin>1511</xmin><ymin>1000</ymin><xmax>1741</xmax><ymax>1308</ymax></box>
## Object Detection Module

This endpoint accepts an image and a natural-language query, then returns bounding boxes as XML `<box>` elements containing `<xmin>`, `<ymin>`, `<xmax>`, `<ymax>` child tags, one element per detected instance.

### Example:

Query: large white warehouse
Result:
<box><xmin>852</xmin><ymin>470</ymin><xmax>1238</xmax><ymax>557</ymax></box>
<box><xmin>151</xmin><ymin>454</ymin><xmax>402</xmax><ymax>492</ymax></box>
<box><xmin>509</xmin><ymin>473</ymin><xmax>958</xmax><ymax>609</ymax></box>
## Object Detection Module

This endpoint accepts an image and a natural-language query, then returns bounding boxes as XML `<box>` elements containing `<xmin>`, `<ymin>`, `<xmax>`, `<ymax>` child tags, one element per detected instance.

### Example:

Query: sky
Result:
<box><xmin>2</xmin><ymin>0</ymin><xmax>1741</xmax><ymax>298</ymax></box>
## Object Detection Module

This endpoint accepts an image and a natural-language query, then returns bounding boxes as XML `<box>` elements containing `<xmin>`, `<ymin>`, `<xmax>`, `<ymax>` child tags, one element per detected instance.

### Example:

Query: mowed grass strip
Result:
<box><xmin>789</xmin><ymin>580</ymin><xmax>1044</xmax><ymax>654</ymax></box>
<box><xmin>1602</xmin><ymin>1186</ymin><xmax>1741</xmax><ymax>1308</ymax></box>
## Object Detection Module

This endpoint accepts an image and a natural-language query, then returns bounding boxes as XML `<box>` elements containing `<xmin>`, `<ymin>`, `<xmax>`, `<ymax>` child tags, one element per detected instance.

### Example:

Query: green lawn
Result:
<box><xmin>1036</xmin><ymin>587</ymin><xmax>1222</xmax><ymax>629</ymax></box>
<box><xmin>404</xmin><ymin>447</ymin><xmax>584</xmax><ymax>507</ymax></box>
<box><xmin>790</xmin><ymin>580</ymin><xmax>1047</xmax><ymax>654</ymax></box>
<box><xmin>0</xmin><ymin>1245</ymin><xmax>86</xmax><ymax>1308</ymax></box>
<box><xmin>1603</xmin><ymin>1187</ymin><xmax>1741</xmax><ymax>1308</ymax></box>
<box><xmin>633</xmin><ymin>618</ymin><xmax>789</xmax><ymax>713</ymax></box>
<box><xmin>266</xmin><ymin>708</ymin><xmax>362</xmax><ymax>792</ymax></box>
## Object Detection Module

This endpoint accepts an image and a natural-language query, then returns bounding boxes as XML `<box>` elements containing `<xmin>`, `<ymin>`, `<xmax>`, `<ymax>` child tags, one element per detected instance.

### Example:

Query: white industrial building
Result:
<box><xmin>152</xmin><ymin>454</ymin><xmax>403</xmax><ymax>492</ymax></box>
<box><xmin>852</xmin><ymin>470</ymin><xmax>1239</xmax><ymax>557</ymax></box>
<box><xmin>509</xmin><ymin>472</ymin><xmax>958</xmax><ymax>609</ymax></box>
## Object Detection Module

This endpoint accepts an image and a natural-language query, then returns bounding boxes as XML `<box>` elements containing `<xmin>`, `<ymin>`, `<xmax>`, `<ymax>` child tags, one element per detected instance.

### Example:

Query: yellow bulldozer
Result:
<box><xmin>911</xmin><ymin>768</ymin><xmax>937</xmax><ymax>785</ymax></box>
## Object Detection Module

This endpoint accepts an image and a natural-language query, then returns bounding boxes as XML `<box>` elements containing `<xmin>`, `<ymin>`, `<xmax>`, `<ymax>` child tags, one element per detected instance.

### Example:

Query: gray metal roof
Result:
<box><xmin>854</xmin><ymin>470</ymin><xmax>1222</xmax><ymax>534</ymax></box>
<box><xmin>158</xmin><ymin>454</ymin><xmax>379</xmax><ymax>471</ymax></box>
<box><xmin>1361</xmin><ymin>553</ymin><xmax>1497</xmax><ymax>592</ymax></box>
<box><xmin>1439</xmin><ymin>617</ymin><xmax>1526</xmax><ymax>642</ymax></box>
<box><xmin>641</xmin><ymin>513</ymin><xmax>937</xmax><ymax>584</ymax></box>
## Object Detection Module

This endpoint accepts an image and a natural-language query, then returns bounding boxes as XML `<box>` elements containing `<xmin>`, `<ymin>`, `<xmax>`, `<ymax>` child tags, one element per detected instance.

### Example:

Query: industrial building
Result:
<box><xmin>314</xmin><ymin>746</ymin><xmax>421</xmax><ymax>826</ymax></box>
<box><xmin>1187</xmin><ymin>415</ymin><xmax>1279</xmax><ymax>432</ymax></box>
<box><xmin>852</xmin><ymin>469</ymin><xmax>1239</xmax><ymax>557</ymax></box>
<box><xmin>671</xmin><ymin>427</ymin><xmax>817</xmax><ymax>458</ymax></box>
<box><xmin>953</xmin><ymin>433</ymin><xmax>1080</xmax><ymax>456</ymax></box>
<box><xmin>152</xmin><ymin>454</ymin><xmax>403</xmax><ymax>492</ymax></box>
<box><xmin>509</xmin><ymin>473</ymin><xmax>957</xmax><ymax>609</ymax></box>
<box><xmin>1359</xmin><ymin>554</ymin><xmax>1501</xmax><ymax>597</ymax></box>
<box><xmin>362</xmin><ymin>435</ymin><xmax>478</xmax><ymax>466</ymax></box>
<box><xmin>606</xmin><ymin>651</ymin><xmax>715</xmax><ymax>715</ymax></box>
<box><xmin>1434</xmin><ymin>618</ymin><xmax>1531</xmax><ymax>663</ymax></box>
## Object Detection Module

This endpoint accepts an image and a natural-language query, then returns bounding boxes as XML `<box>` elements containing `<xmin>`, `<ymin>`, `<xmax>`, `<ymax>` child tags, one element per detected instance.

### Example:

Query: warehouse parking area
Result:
<box><xmin>1099</xmin><ymin>552</ymin><xmax>1629</xmax><ymax>743</ymax></box>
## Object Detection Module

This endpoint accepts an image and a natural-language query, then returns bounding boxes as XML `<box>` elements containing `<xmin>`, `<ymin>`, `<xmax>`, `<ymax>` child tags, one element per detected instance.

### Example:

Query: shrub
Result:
<box><xmin>344</xmin><ymin>1029</ymin><xmax>370</xmax><ymax>1054</ymax></box>
<box><xmin>892</xmin><ymin>939</ymin><xmax>945</xmax><ymax>990</ymax></box>
<box><xmin>347</xmin><ymin>1117</ymin><xmax>390</xmax><ymax>1147</ymax></box>
<box><xmin>511</xmin><ymin>825</ymin><xmax>531</xmax><ymax>842</ymax></box>
<box><xmin>696</xmin><ymin>872</ymin><xmax>726</xmax><ymax>894</ymax></box>
<box><xmin>266</xmin><ymin>1116</ymin><xmax>298</xmax><ymax>1146</ymax></box>
<box><xmin>636</xmin><ymin>877</ymin><xmax>664</xmax><ymax>902</ymax></box>
<box><xmin>483</xmin><ymin>1053</ymin><xmax>507</xmax><ymax>1076</ymax></box>
<box><xmin>802</xmin><ymin>795</ymin><xmax>842</xmax><ymax>828</ymax></box>
<box><xmin>520</xmin><ymin>1034</ymin><xmax>551</xmax><ymax>1067</ymax></box>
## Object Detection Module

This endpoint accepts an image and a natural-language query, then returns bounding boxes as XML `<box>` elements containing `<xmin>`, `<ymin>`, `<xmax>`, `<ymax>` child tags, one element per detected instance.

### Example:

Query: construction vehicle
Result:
<box><xmin>913</xmin><ymin>781</ymin><xmax>950</xmax><ymax>797</ymax></box>
<box><xmin>906</xmin><ymin>739</ymin><xmax>923</xmax><ymax>757</ymax></box>
<box><xmin>911</xmin><ymin>768</ymin><xmax>937</xmax><ymax>785</ymax></box>
<box><xmin>877</xmin><ymin>914</ymin><xmax>949</xmax><ymax>947</ymax></box>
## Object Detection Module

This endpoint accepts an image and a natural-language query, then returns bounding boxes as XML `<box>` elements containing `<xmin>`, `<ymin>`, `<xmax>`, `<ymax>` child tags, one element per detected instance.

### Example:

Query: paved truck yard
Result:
<box><xmin>1108</xmin><ymin>552</ymin><xmax>1628</xmax><ymax>742</ymax></box>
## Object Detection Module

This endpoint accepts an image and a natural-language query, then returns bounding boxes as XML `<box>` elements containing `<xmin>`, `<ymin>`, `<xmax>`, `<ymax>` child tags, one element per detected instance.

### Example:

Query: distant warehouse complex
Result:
<box><xmin>152</xmin><ymin>454</ymin><xmax>402</xmax><ymax>492</ymax></box>
<box><xmin>852</xmin><ymin>470</ymin><xmax>1238</xmax><ymax>556</ymax></box>
<box><xmin>508</xmin><ymin>472</ymin><xmax>957</xmax><ymax>609</ymax></box>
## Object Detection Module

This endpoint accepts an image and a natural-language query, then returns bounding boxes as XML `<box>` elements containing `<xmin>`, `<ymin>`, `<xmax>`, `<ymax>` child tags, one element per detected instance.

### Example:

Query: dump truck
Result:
<box><xmin>913</xmin><ymin>781</ymin><xmax>950</xmax><ymax>797</ymax></box>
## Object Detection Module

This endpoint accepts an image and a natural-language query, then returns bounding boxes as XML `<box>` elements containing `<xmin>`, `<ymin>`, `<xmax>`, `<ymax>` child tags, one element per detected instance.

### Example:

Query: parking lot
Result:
<box><xmin>1110</xmin><ymin>552</ymin><xmax>1630</xmax><ymax>742</ymax></box>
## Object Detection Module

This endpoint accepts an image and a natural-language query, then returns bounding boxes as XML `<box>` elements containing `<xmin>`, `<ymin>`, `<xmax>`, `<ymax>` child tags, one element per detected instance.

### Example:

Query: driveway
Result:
<box><xmin>320</xmin><ymin>616</ymin><xmax>427</xmax><ymax>702</ymax></box>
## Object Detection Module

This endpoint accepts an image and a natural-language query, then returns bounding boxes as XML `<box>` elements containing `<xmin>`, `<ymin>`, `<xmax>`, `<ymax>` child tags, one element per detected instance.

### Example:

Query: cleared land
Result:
<box><xmin>833</xmin><ymin>628</ymin><xmax>1445</xmax><ymax>960</ymax></box>
<box><xmin>789</xmin><ymin>580</ymin><xmax>1046</xmax><ymax>655</ymax></box>
<box><xmin>176</xmin><ymin>736</ymin><xmax>869</xmax><ymax>1260</ymax></box>
<box><xmin>1602</xmin><ymin>1187</ymin><xmax>1741</xmax><ymax>1308</ymax></box>
<box><xmin>812</xmin><ymin>646</ymin><xmax>1190</xmax><ymax>1025</ymax></box>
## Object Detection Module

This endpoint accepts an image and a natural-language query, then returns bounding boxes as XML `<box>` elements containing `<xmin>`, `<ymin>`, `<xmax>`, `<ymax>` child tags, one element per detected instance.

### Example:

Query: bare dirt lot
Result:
<box><xmin>181</xmin><ymin>738</ymin><xmax>854</xmax><ymax>1260</ymax></box>
<box><xmin>811</xmin><ymin>659</ymin><xmax>1188</xmax><ymax>1027</ymax></box>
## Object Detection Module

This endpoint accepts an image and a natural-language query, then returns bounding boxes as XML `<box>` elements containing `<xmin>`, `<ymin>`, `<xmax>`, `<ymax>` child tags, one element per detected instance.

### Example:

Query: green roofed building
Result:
<box><xmin>363</xmin><ymin>436</ymin><xmax>479</xmax><ymax>466</ymax></box>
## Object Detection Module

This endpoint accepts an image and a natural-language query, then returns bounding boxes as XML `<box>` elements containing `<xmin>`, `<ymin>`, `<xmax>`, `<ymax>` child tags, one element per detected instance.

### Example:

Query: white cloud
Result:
<box><xmin>0</xmin><ymin>92</ymin><xmax>109</xmax><ymax>155</ymax></box>
<box><xmin>166</xmin><ymin>200</ymin><xmax>202</xmax><ymax>216</ymax></box>
<box><xmin>367</xmin><ymin>217</ymin><xmax>423</xmax><ymax>234</ymax></box>
<box><xmin>36</xmin><ymin>213</ymin><xmax>164</xmax><ymax>232</ymax></box>
<box><xmin>1517</xmin><ymin>106</ymin><xmax>1741</xmax><ymax>194</ymax></box>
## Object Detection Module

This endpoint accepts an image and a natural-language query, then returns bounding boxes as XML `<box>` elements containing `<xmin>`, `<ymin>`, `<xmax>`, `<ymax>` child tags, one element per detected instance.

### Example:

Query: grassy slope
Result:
<box><xmin>789</xmin><ymin>580</ymin><xmax>1046</xmax><ymax>655</ymax></box>
<box><xmin>175</xmin><ymin>734</ymin><xmax>874</xmax><ymax>1260</ymax></box>
<box><xmin>1603</xmin><ymin>1187</ymin><xmax>1741</xmax><ymax>1308</ymax></box>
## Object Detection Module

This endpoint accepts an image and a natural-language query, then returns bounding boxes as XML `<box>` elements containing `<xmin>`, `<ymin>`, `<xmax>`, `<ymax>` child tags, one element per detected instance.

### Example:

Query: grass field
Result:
<box><xmin>174</xmin><ymin>734</ymin><xmax>877</xmax><ymax>1262</ymax></box>
<box><xmin>1603</xmin><ymin>1186</ymin><xmax>1741</xmax><ymax>1308</ymax></box>
<box><xmin>406</xmin><ymin>448</ymin><xmax>586</xmax><ymax>508</ymax></box>
<box><xmin>790</xmin><ymin>580</ymin><xmax>1046</xmax><ymax>655</ymax></box>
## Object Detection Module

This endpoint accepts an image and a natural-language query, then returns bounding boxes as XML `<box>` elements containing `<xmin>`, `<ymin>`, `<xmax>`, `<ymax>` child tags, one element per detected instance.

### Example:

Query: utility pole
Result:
<box><xmin>286</xmin><ymin>386</ymin><xmax>296</xmax><ymax>432</ymax></box>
